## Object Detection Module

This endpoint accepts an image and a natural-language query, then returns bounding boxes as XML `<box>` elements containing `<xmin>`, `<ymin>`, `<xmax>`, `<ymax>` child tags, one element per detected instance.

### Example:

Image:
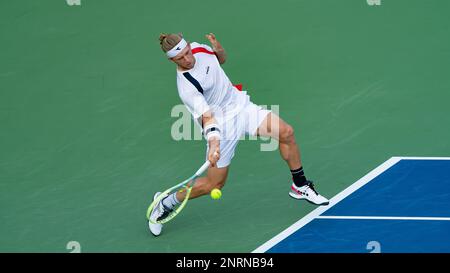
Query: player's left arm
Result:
<box><xmin>205</xmin><ymin>33</ymin><xmax>227</xmax><ymax>65</ymax></box>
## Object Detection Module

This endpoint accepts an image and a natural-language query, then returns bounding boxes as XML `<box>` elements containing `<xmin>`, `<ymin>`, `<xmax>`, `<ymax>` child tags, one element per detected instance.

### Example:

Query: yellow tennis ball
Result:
<box><xmin>210</xmin><ymin>188</ymin><xmax>222</xmax><ymax>200</ymax></box>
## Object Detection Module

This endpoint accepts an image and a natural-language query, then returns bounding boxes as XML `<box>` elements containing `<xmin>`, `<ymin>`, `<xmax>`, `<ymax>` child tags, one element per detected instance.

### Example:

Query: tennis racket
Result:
<box><xmin>146</xmin><ymin>160</ymin><xmax>210</xmax><ymax>224</ymax></box>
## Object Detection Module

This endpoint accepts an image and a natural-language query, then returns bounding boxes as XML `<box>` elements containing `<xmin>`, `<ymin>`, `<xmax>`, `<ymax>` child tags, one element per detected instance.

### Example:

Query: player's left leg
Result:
<box><xmin>256</xmin><ymin>112</ymin><xmax>329</xmax><ymax>206</ymax></box>
<box><xmin>256</xmin><ymin>112</ymin><xmax>301</xmax><ymax>170</ymax></box>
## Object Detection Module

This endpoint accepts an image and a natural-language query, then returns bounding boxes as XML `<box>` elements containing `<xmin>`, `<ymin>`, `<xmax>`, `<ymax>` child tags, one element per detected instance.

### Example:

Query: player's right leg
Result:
<box><xmin>177</xmin><ymin>165</ymin><xmax>229</xmax><ymax>200</ymax></box>
<box><xmin>149</xmin><ymin>118</ymin><xmax>240</xmax><ymax>236</ymax></box>
<box><xmin>149</xmin><ymin>165</ymin><xmax>229</xmax><ymax>236</ymax></box>
<box><xmin>175</xmin><ymin>135</ymin><xmax>237</xmax><ymax>201</ymax></box>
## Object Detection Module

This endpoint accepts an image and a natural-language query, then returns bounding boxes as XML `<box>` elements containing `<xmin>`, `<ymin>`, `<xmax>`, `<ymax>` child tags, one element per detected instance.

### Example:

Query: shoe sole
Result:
<box><xmin>148</xmin><ymin>220</ymin><xmax>161</xmax><ymax>237</ymax></box>
<box><xmin>289</xmin><ymin>192</ymin><xmax>329</xmax><ymax>206</ymax></box>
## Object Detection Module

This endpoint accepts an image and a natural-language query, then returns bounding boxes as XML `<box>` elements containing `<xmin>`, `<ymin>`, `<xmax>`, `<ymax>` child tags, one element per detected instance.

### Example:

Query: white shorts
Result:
<box><xmin>206</xmin><ymin>101</ymin><xmax>271</xmax><ymax>168</ymax></box>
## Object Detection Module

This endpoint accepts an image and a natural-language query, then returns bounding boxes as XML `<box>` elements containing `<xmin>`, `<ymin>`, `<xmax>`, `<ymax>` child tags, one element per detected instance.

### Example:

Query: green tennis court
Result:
<box><xmin>1</xmin><ymin>0</ymin><xmax>449</xmax><ymax>252</ymax></box>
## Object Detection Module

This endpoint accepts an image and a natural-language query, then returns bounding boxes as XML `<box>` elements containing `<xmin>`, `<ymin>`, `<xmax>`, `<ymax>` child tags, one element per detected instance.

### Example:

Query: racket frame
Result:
<box><xmin>146</xmin><ymin>161</ymin><xmax>210</xmax><ymax>224</ymax></box>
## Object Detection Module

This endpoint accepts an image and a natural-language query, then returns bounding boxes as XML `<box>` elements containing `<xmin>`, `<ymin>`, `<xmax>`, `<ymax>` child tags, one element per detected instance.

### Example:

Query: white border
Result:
<box><xmin>252</xmin><ymin>156</ymin><xmax>450</xmax><ymax>253</ymax></box>
<box><xmin>396</xmin><ymin>157</ymin><xmax>450</xmax><ymax>160</ymax></box>
<box><xmin>316</xmin><ymin>216</ymin><xmax>450</xmax><ymax>221</ymax></box>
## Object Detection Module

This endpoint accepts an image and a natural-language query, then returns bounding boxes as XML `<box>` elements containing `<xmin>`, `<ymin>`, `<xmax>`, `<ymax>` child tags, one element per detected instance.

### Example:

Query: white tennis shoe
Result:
<box><xmin>289</xmin><ymin>181</ymin><xmax>329</xmax><ymax>206</ymax></box>
<box><xmin>148</xmin><ymin>192</ymin><xmax>167</xmax><ymax>236</ymax></box>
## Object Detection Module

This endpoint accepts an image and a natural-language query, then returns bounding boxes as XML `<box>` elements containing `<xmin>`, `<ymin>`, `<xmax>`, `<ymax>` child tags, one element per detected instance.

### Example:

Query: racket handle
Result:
<box><xmin>195</xmin><ymin>161</ymin><xmax>211</xmax><ymax>176</ymax></box>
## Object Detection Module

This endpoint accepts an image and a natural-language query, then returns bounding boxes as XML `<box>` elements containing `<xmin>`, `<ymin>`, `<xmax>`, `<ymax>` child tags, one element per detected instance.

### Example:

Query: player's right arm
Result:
<box><xmin>178</xmin><ymin>86</ymin><xmax>221</xmax><ymax>167</ymax></box>
<box><xmin>200</xmin><ymin>111</ymin><xmax>220</xmax><ymax>167</ymax></box>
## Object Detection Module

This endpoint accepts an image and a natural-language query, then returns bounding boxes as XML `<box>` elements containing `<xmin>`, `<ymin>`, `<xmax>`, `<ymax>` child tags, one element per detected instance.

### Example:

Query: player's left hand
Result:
<box><xmin>205</xmin><ymin>33</ymin><xmax>222</xmax><ymax>52</ymax></box>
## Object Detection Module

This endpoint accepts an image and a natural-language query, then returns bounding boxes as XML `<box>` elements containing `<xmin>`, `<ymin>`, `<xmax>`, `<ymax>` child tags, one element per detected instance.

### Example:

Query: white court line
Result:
<box><xmin>396</xmin><ymin>157</ymin><xmax>450</xmax><ymax>160</ymax></box>
<box><xmin>252</xmin><ymin>156</ymin><xmax>450</xmax><ymax>253</ymax></box>
<box><xmin>316</xmin><ymin>216</ymin><xmax>450</xmax><ymax>221</ymax></box>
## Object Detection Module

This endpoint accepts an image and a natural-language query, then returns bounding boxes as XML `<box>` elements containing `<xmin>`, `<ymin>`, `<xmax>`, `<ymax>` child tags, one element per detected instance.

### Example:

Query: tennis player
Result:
<box><xmin>149</xmin><ymin>33</ymin><xmax>329</xmax><ymax>236</ymax></box>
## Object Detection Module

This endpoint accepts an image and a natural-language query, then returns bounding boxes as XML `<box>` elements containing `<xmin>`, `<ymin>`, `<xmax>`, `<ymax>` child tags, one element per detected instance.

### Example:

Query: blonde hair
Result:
<box><xmin>159</xmin><ymin>33</ymin><xmax>183</xmax><ymax>53</ymax></box>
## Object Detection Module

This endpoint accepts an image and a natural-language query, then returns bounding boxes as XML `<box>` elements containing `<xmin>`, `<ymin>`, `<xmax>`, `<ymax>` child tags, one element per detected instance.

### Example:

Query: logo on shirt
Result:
<box><xmin>176</xmin><ymin>47</ymin><xmax>181</xmax><ymax>50</ymax></box>
<box><xmin>206</xmin><ymin>66</ymin><xmax>210</xmax><ymax>74</ymax></box>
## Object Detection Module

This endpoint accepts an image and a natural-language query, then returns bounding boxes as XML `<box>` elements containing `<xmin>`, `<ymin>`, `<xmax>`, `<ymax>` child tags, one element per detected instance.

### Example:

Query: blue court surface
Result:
<box><xmin>253</xmin><ymin>157</ymin><xmax>450</xmax><ymax>253</ymax></box>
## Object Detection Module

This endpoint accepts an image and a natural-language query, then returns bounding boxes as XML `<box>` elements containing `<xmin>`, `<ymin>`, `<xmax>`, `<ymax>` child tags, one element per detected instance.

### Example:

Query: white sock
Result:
<box><xmin>162</xmin><ymin>192</ymin><xmax>180</xmax><ymax>209</ymax></box>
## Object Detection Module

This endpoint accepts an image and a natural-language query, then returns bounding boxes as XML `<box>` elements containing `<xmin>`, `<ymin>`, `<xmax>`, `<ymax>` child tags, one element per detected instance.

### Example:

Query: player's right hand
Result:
<box><xmin>208</xmin><ymin>141</ymin><xmax>220</xmax><ymax>167</ymax></box>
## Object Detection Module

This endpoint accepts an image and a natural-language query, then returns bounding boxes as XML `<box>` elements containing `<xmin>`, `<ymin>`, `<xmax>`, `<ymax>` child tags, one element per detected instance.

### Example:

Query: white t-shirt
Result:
<box><xmin>176</xmin><ymin>42</ymin><xmax>249</xmax><ymax>129</ymax></box>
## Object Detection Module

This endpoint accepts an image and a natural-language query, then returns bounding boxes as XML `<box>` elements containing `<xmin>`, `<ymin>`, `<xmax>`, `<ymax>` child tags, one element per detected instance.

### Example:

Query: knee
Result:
<box><xmin>215</xmin><ymin>178</ymin><xmax>227</xmax><ymax>190</ymax></box>
<box><xmin>280</xmin><ymin>124</ymin><xmax>295</xmax><ymax>144</ymax></box>
<box><xmin>206</xmin><ymin>176</ymin><xmax>227</xmax><ymax>192</ymax></box>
